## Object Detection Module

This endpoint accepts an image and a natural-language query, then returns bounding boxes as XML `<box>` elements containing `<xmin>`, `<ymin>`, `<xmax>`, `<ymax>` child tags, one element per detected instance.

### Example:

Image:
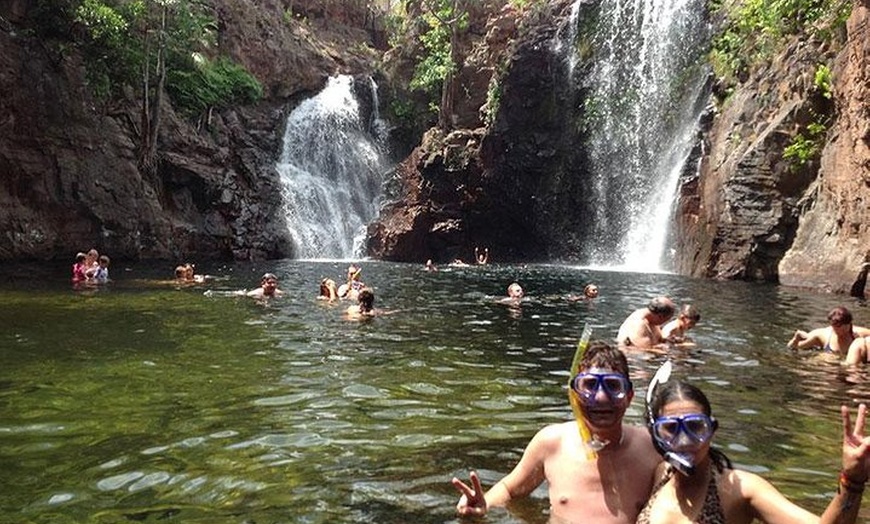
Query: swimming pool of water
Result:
<box><xmin>1</xmin><ymin>260</ymin><xmax>869</xmax><ymax>523</ymax></box>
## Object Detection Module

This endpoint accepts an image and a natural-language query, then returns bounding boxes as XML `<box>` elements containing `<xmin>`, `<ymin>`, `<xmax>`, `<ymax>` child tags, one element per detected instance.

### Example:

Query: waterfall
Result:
<box><xmin>577</xmin><ymin>0</ymin><xmax>709</xmax><ymax>271</ymax></box>
<box><xmin>277</xmin><ymin>75</ymin><xmax>388</xmax><ymax>259</ymax></box>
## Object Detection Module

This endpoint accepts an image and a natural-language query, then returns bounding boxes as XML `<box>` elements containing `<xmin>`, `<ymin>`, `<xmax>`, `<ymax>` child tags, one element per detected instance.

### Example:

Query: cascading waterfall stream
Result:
<box><xmin>576</xmin><ymin>0</ymin><xmax>709</xmax><ymax>271</ymax></box>
<box><xmin>277</xmin><ymin>75</ymin><xmax>388</xmax><ymax>259</ymax></box>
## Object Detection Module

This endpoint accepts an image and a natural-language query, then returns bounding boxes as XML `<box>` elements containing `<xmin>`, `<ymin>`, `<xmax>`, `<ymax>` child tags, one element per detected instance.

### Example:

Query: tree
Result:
<box><xmin>414</xmin><ymin>0</ymin><xmax>469</xmax><ymax>130</ymax></box>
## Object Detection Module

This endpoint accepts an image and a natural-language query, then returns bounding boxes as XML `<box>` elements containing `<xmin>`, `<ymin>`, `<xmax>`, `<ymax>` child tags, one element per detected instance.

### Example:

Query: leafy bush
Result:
<box><xmin>813</xmin><ymin>63</ymin><xmax>833</xmax><ymax>98</ymax></box>
<box><xmin>710</xmin><ymin>0</ymin><xmax>852</xmax><ymax>84</ymax></box>
<box><xmin>31</xmin><ymin>0</ymin><xmax>261</xmax><ymax>113</ymax></box>
<box><xmin>167</xmin><ymin>55</ymin><xmax>263</xmax><ymax>115</ymax></box>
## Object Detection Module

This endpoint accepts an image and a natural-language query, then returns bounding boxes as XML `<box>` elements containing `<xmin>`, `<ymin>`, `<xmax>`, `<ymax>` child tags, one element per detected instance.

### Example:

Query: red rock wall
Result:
<box><xmin>778</xmin><ymin>1</ymin><xmax>870</xmax><ymax>293</ymax></box>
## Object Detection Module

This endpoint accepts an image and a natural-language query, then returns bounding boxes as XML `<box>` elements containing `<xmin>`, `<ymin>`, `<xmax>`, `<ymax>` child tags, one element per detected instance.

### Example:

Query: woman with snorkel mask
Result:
<box><xmin>640</xmin><ymin>376</ymin><xmax>870</xmax><ymax>524</ymax></box>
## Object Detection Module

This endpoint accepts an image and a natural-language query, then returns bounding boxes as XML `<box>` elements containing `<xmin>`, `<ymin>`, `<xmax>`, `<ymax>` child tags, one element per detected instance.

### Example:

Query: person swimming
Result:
<box><xmin>787</xmin><ymin>306</ymin><xmax>870</xmax><ymax>355</ymax></box>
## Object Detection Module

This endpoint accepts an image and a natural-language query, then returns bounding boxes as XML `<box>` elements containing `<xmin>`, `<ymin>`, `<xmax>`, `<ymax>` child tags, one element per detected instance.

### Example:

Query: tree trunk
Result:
<box><xmin>138</xmin><ymin>5</ymin><xmax>167</xmax><ymax>178</ymax></box>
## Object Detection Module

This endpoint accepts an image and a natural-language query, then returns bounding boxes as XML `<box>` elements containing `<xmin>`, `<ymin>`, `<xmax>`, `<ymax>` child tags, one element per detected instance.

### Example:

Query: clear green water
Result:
<box><xmin>2</xmin><ymin>260</ymin><xmax>869</xmax><ymax>523</ymax></box>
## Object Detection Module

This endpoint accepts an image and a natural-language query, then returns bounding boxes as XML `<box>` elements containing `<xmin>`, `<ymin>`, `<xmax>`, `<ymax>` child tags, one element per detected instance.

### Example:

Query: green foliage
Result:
<box><xmin>783</xmin><ymin>118</ymin><xmax>827</xmax><ymax>167</ymax></box>
<box><xmin>31</xmin><ymin>0</ymin><xmax>260</xmax><ymax>114</ymax></box>
<box><xmin>75</xmin><ymin>0</ymin><xmax>128</xmax><ymax>47</ymax></box>
<box><xmin>167</xmin><ymin>55</ymin><xmax>263</xmax><ymax>115</ymax></box>
<box><xmin>483</xmin><ymin>76</ymin><xmax>502</xmax><ymax>127</ymax></box>
<box><xmin>507</xmin><ymin>0</ymin><xmax>547</xmax><ymax>9</ymax></box>
<box><xmin>407</xmin><ymin>0</ymin><xmax>470</xmax><ymax>116</ymax></box>
<box><xmin>710</xmin><ymin>0</ymin><xmax>852</xmax><ymax>84</ymax></box>
<box><xmin>409</xmin><ymin>4</ymin><xmax>454</xmax><ymax>95</ymax></box>
<box><xmin>813</xmin><ymin>63</ymin><xmax>833</xmax><ymax>98</ymax></box>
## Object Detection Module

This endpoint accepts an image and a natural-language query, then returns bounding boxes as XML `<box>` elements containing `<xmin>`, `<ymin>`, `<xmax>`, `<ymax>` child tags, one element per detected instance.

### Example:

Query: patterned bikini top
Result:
<box><xmin>635</xmin><ymin>465</ymin><xmax>726</xmax><ymax>524</ymax></box>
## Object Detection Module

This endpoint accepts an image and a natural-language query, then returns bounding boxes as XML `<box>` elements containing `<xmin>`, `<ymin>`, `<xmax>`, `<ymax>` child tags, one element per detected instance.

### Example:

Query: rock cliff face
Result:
<box><xmin>674</xmin><ymin>0</ymin><xmax>870</xmax><ymax>292</ymax></box>
<box><xmin>367</xmin><ymin>0</ymin><xmax>590</xmax><ymax>263</ymax></box>
<box><xmin>778</xmin><ymin>1</ymin><xmax>870</xmax><ymax>293</ymax></box>
<box><xmin>0</xmin><ymin>0</ymin><xmax>382</xmax><ymax>261</ymax></box>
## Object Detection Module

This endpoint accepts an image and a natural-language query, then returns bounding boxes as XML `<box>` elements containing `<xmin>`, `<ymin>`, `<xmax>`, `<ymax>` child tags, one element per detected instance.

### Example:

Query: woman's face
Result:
<box><xmin>654</xmin><ymin>399</ymin><xmax>715</xmax><ymax>464</ymax></box>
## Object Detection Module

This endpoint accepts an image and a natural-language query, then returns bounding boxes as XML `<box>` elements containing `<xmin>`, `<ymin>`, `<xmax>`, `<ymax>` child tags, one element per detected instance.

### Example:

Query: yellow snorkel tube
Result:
<box><xmin>569</xmin><ymin>323</ymin><xmax>597</xmax><ymax>460</ymax></box>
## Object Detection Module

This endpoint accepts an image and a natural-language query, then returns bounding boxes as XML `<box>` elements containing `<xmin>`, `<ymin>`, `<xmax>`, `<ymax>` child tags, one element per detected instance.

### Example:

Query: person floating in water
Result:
<box><xmin>92</xmin><ymin>255</ymin><xmax>110</xmax><ymax>283</ymax></box>
<box><xmin>475</xmin><ymin>247</ymin><xmax>489</xmax><ymax>265</ymax></box>
<box><xmin>569</xmin><ymin>283</ymin><xmax>599</xmax><ymax>302</ymax></box>
<box><xmin>787</xmin><ymin>306</ymin><xmax>870</xmax><ymax>356</ymax></box>
<box><xmin>247</xmin><ymin>273</ymin><xmax>283</xmax><ymax>299</ymax></box>
<box><xmin>616</xmin><ymin>296</ymin><xmax>675</xmax><ymax>351</ymax></box>
<box><xmin>345</xmin><ymin>287</ymin><xmax>395</xmax><ymax>319</ymax></box>
<box><xmin>338</xmin><ymin>263</ymin><xmax>366</xmax><ymax>300</ymax></box>
<box><xmin>318</xmin><ymin>278</ymin><xmax>338</xmax><ymax>302</ymax></box>
<box><xmin>71</xmin><ymin>252</ymin><xmax>88</xmax><ymax>284</ymax></box>
<box><xmin>425</xmin><ymin>259</ymin><xmax>438</xmax><ymax>272</ymax></box>
<box><xmin>661</xmin><ymin>304</ymin><xmax>700</xmax><ymax>345</ymax></box>
<box><xmin>174</xmin><ymin>263</ymin><xmax>210</xmax><ymax>284</ymax></box>
<box><xmin>641</xmin><ymin>378</ymin><xmax>870</xmax><ymax>524</ymax></box>
<box><xmin>500</xmin><ymin>282</ymin><xmax>524</xmax><ymax>304</ymax></box>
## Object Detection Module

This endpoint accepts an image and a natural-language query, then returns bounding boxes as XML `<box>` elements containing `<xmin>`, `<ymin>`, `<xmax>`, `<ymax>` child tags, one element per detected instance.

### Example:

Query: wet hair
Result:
<box><xmin>578</xmin><ymin>341</ymin><xmax>630</xmax><ymax>377</ymax></box>
<box><xmin>680</xmin><ymin>304</ymin><xmax>700</xmax><ymax>322</ymax></box>
<box><xmin>828</xmin><ymin>306</ymin><xmax>853</xmax><ymax>326</ymax></box>
<box><xmin>99</xmin><ymin>255</ymin><xmax>110</xmax><ymax>265</ymax></box>
<box><xmin>648</xmin><ymin>297</ymin><xmax>676</xmax><ymax>317</ymax></box>
<box><xmin>320</xmin><ymin>278</ymin><xmax>336</xmax><ymax>296</ymax></box>
<box><xmin>76</xmin><ymin>252</ymin><xmax>87</xmax><ymax>263</ymax></box>
<box><xmin>358</xmin><ymin>288</ymin><xmax>375</xmax><ymax>311</ymax></box>
<box><xmin>649</xmin><ymin>380</ymin><xmax>732</xmax><ymax>472</ymax></box>
<box><xmin>262</xmin><ymin>273</ymin><xmax>278</xmax><ymax>282</ymax></box>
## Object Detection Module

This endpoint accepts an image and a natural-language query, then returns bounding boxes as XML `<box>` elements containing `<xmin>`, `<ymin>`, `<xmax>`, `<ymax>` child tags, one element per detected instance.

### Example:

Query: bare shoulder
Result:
<box><xmin>854</xmin><ymin>326</ymin><xmax>870</xmax><ymax>337</ymax></box>
<box><xmin>721</xmin><ymin>468</ymin><xmax>772</xmax><ymax>497</ymax></box>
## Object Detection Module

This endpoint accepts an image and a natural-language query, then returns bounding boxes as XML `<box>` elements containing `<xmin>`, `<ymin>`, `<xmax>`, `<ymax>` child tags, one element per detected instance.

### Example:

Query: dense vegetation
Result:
<box><xmin>29</xmin><ymin>0</ymin><xmax>262</xmax><ymax>115</ymax></box>
<box><xmin>709</xmin><ymin>0</ymin><xmax>852</xmax><ymax>170</ymax></box>
<box><xmin>709</xmin><ymin>0</ymin><xmax>852</xmax><ymax>86</ymax></box>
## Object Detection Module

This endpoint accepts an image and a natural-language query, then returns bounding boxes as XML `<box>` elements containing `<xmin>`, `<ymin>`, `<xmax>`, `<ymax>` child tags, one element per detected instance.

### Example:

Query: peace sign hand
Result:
<box><xmin>841</xmin><ymin>403</ymin><xmax>870</xmax><ymax>483</ymax></box>
<box><xmin>451</xmin><ymin>470</ymin><xmax>488</xmax><ymax>516</ymax></box>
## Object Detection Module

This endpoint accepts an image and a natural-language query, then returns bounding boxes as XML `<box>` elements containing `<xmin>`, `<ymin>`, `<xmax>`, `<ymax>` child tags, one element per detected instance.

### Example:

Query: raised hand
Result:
<box><xmin>841</xmin><ymin>403</ymin><xmax>870</xmax><ymax>483</ymax></box>
<box><xmin>451</xmin><ymin>470</ymin><xmax>488</xmax><ymax>516</ymax></box>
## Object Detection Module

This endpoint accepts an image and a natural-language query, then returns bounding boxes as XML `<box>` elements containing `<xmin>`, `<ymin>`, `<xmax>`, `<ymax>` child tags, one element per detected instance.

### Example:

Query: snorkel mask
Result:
<box><xmin>568</xmin><ymin>325</ymin><xmax>634</xmax><ymax>455</ymax></box>
<box><xmin>645</xmin><ymin>361</ymin><xmax>696</xmax><ymax>476</ymax></box>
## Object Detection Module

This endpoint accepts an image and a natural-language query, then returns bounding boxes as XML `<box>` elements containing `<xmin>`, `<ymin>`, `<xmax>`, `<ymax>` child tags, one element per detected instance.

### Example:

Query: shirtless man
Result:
<box><xmin>616</xmin><ymin>296</ymin><xmax>676</xmax><ymax>350</ymax></box>
<box><xmin>500</xmin><ymin>282</ymin><xmax>524</xmax><ymax>303</ymax></box>
<box><xmin>452</xmin><ymin>342</ymin><xmax>660</xmax><ymax>523</ymax></box>
<box><xmin>246</xmin><ymin>273</ymin><xmax>283</xmax><ymax>299</ymax></box>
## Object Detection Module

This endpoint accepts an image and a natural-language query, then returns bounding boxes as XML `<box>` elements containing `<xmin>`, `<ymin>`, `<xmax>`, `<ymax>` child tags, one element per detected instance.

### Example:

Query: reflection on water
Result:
<box><xmin>1</xmin><ymin>261</ymin><xmax>870</xmax><ymax>522</ymax></box>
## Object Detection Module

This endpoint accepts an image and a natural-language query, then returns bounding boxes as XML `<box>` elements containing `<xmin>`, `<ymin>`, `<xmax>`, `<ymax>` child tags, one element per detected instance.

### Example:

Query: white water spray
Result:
<box><xmin>578</xmin><ymin>0</ymin><xmax>708</xmax><ymax>271</ymax></box>
<box><xmin>277</xmin><ymin>75</ymin><xmax>388</xmax><ymax>259</ymax></box>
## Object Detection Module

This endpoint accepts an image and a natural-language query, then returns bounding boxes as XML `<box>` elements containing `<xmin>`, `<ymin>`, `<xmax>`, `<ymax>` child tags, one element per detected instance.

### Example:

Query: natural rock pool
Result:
<box><xmin>2</xmin><ymin>260</ymin><xmax>868</xmax><ymax>523</ymax></box>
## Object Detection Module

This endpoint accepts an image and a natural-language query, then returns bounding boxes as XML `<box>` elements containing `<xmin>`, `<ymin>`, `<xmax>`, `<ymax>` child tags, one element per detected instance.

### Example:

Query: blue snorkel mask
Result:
<box><xmin>645</xmin><ymin>361</ymin><xmax>695</xmax><ymax>476</ymax></box>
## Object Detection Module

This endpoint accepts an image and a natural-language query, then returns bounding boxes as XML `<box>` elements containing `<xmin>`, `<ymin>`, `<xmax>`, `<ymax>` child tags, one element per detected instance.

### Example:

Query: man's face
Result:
<box><xmin>263</xmin><ymin>278</ymin><xmax>278</xmax><ymax>295</ymax></box>
<box><xmin>572</xmin><ymin>366</ymin><xmax>633</xmax><ymax>429</ymax></box>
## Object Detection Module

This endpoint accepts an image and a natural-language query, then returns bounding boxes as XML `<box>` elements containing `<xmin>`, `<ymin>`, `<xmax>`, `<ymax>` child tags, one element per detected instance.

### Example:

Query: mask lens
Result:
<box><xmin>572</xmin><ymin>375</ymin><xmax>599</xmax><ymax>399</ymax></box>
<box><xmin>653</xmin><ymin>419</ymin><xmax>681</xmax><ymax>442</ymax></box>
<box><xmin>602</xmin><ymin>376</ymin><xmax>628</xmax><ymax>399</ymax></box>
<box><xmin>683</xmin><ymin>415</ymin><xmax>714</xmax><ymax>442</ymax></box>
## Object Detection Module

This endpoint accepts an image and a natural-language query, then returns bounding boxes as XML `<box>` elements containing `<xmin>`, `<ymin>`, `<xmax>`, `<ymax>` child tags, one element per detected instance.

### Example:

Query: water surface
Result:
<box><xmin>2</xmin><ymin>261</ymin><xmax>869</xmax><ymax>523</ymax></box>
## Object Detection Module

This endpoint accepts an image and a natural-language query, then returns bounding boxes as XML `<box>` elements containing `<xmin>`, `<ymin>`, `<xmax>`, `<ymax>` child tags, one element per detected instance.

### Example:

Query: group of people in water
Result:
<box><xmin>453</xmin><ymin>335</ymin><xmax>870</xmax><ymax>524</ymax></box>
<box><xmin>452</xmin><ymin>289</ymin><xmax>870</xmax><ymax>523</ymax></box>
<box><xmin>318</xmin><ymin>263</ymin><xmax>387</xmax><ymax>319</ymax></box>
<box><xmin>71</xmin><ymin>248</ymin><xmax>110</xmax><ymax>285</ymax></box>
<box><xmin>68</xmin><ymin>247</ymin><xmax>870</xmax><ymax>521</ymax></box>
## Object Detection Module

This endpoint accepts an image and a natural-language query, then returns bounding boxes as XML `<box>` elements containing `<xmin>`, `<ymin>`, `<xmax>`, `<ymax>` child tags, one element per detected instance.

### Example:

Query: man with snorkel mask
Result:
<box><xmin>452</xmin><ymin>341</ymin><xmax>660</xmax><ymax>523</ymax></box>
